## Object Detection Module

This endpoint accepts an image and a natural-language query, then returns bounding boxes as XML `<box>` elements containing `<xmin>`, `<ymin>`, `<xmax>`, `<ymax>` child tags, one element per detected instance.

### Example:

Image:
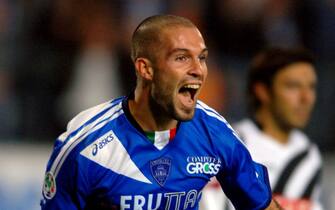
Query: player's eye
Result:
<box><xmin>175</xmin><ymin>55</ymin><xmax>188</xmax><ymax>62</ymax></box>
<box><xmin>199</xmin><ymin>54</ymin><xmax>207</xmax><ymax>62</ymax></box>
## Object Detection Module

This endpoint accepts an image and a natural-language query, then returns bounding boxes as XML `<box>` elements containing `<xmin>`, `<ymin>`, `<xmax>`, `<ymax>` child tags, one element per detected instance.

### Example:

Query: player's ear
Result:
<box><xmin>254</xmin><ymin>82</ymin><xmax>271</xmax><ymax>105</ymax></box>
<box><xmin>134</xmin><ymin>58</ymin><xmax>154</xmax><ymax>80</ymax></box>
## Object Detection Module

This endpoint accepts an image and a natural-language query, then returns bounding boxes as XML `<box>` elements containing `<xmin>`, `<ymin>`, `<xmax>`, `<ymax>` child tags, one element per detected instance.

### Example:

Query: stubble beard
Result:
<box><xmin>149</xmin><ymin>88</ymin><xmax>194</xmax><ymax>124</ymax></box>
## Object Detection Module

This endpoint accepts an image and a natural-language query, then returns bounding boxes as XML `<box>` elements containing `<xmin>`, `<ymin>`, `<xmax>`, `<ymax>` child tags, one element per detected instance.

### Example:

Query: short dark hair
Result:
<box><xmin>131</xmin><ymin>15</ymin><xmax>196</xmax><ymax>62</ymax></box>
<box><xmin>247</xmin><ymin>47</ymin><xmax>315</xmax><ymax>113</ymax></box>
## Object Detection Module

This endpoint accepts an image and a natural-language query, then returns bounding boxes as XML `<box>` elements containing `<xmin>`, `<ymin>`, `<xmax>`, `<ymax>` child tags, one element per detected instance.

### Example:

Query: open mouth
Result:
<box><xmin>178</xmin><ymin>84</ymin><xmax>200</xmax><ymax>108</ymax></box>
<box><xmin>179</xmin><ymin>84</ymin><xmax>199</xmax><ymax>99</ymax></box>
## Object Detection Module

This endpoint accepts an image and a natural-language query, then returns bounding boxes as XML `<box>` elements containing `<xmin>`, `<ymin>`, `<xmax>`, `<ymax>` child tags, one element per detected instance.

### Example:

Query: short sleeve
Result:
<box><xmin>216</xmin><ymin>141</ymin><xmax>272</xmax><ymax>210</ymax></box>
<box><xmin>41</xmin><ymin>145</ymin><xmax>88</xmax><ymax>210</ymax></box>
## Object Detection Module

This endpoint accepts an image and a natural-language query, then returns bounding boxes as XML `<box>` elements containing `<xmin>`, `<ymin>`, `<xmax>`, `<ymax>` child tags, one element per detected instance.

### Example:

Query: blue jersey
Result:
<box><xmin>41</xmin><ymin>96</ymin><xmax>271</xmax><ymax>210</ymax></box>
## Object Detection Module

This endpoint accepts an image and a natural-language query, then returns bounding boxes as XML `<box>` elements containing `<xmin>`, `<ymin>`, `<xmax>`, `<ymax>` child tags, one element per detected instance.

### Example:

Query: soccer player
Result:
<box><xmin>41</xmin><ymin>15</ymin><xmax>281</xmax><ymax>210</ymax></box>
<box><xmin>222</xmin><ymin>48</ymin><xmax>322</xmax><ymax>210</ymax></box>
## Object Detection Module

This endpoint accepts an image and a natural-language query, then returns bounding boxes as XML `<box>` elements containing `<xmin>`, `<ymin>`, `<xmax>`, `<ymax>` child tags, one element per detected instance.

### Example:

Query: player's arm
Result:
<box><xmin>208</xmin><ymin>113</ymin><xmax>277</xmax><ymax>209</ymax></box>
<box><xmin>41</xmin><ymin>140</ymin><xmax>88</xmax><ymax>210</ymax></box>
<box><xmin>215</xmin><ymin>134</ymin><xmax>273</xmax><ymax>209</ymax></box>
<box><xmin>41</xmin><ymin>161</ymin><xmax>80</xmax><ymax>209</ymax></box>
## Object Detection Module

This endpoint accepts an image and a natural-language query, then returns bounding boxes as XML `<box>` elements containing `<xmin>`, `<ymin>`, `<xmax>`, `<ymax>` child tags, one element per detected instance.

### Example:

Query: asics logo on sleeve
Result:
<box><xmin>80</xmin><ymin>131</ymin><xmax>152</xmax><ymax>184</ymax></box>
<box><xmin>92</xmin><ymin>133</ymin><xmax>114</xmax><ymax>156</ymax></box>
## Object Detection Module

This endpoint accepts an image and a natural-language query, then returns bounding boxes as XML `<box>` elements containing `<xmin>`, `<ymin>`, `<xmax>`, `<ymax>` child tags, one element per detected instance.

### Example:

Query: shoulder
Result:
<box><xmin>233</xmin><ymin>118</ymin><xmax>258</xmax><ymax>134</ymax></box>
<box><xmin>195</xmin><ymin>100</ymin><xmax>230</xmax><ymax>126</ymax></box>
<box><xmin>194</xmin><ymin>100</ymin><xmax>245</xmax><ymax>151</ymax></box>
<box><xmin>291</xmin><ymin>129</ymin><xmax>323</xmax><ymax>162</ymax></box>
<box><xmin>231</xmin><ymin>118</ymin><xmax>261</xmax><ymax>143</ymax></box>
<box><xmin>58</xmin><ymin>97</ymin><xmax>124</xmax><ymax>142</ymax></box>
<box><xmin>46</xmin><ymin>97</ymin><xmax>125</xmax><ymax>176</ymax></box>
<box><xmin>195</xmin><ymin>101</ymin><xmax>242</xmax><ymax>139</ymax></box>
<box><xmin>291</xmin><ymin>130</ymin><xmax>320</xmax><ymax>151</ymax></box>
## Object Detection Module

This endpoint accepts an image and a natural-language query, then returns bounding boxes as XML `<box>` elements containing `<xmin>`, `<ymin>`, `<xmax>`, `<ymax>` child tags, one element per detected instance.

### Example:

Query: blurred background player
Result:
<box><xmin>234</xmin><ymin>47</ymin><xmax>322</xmax><ymax>210</ymax></box>
<box><xmin>202</xmin><ymin>47</ymin><xmax>323</xmax><ymax>210</ymax></box>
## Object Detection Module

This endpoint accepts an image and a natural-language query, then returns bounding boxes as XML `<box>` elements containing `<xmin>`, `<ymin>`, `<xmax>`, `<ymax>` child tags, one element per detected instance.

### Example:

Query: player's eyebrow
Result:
<box><xmin>168</xmin><ymin>47</ymin><xmax>208</xmax><ymax>56</ymax></box>
<box><xmin>201</xmin><ymin>48</ymin><xmax>209</xmax><ymax>55</ymax></box>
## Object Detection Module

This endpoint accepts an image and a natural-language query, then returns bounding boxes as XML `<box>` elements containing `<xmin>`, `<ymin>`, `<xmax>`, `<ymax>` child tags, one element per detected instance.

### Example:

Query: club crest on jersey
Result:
<box><xmin>150</xmin><ymin>157</ymin><xmax>171</xmax><ymax>186</ymax></box>
<box><xmin>43</xmin><ymin>171</ymin><xmax>56</xmax><ymax>199</ymax></box>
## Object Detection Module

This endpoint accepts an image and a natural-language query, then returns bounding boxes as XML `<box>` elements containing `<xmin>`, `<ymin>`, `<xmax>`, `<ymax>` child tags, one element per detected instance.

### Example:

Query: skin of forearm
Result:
<box><xmin>265</xmin><ymin>199</ymin><xmax>284</xmax><ymax>210</ymax></box>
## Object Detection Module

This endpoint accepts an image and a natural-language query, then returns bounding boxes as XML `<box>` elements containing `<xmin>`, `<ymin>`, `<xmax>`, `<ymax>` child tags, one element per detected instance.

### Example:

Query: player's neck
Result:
<box><xmin>129</xmin><ymin>89</ymin><xmax>178</xmax><ymax>131</ymax></box>
<box><xmin>255</xmin><ymin>111</ymin><xmax>290</xmax><ymax>145</ymax></box>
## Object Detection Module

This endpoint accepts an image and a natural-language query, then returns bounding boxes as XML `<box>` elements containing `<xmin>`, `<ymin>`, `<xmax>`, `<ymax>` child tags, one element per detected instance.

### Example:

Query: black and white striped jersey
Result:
<box><xmin>233</xmin><ymin>118</ymin><xmax>323</xmax><ymax>210</ymax></box>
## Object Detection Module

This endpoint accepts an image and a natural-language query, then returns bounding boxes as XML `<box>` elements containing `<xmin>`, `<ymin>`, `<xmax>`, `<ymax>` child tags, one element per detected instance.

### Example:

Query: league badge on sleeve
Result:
<box><xmin>43</xmin><ymin>171</ymin><xmax>56</xmax><ymax>199</ymax></box>
<box><xmin>150</xmin><ymin>157</ymin><xmax>172</xmax><ymax>186</ymax></box>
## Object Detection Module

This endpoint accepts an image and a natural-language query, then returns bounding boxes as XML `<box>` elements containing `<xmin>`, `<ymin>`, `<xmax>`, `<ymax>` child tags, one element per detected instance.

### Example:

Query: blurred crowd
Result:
<box><xmin>0</xmin><ymin>0</ymin><xmax>335</xmax><ymax>151</ymax></box>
